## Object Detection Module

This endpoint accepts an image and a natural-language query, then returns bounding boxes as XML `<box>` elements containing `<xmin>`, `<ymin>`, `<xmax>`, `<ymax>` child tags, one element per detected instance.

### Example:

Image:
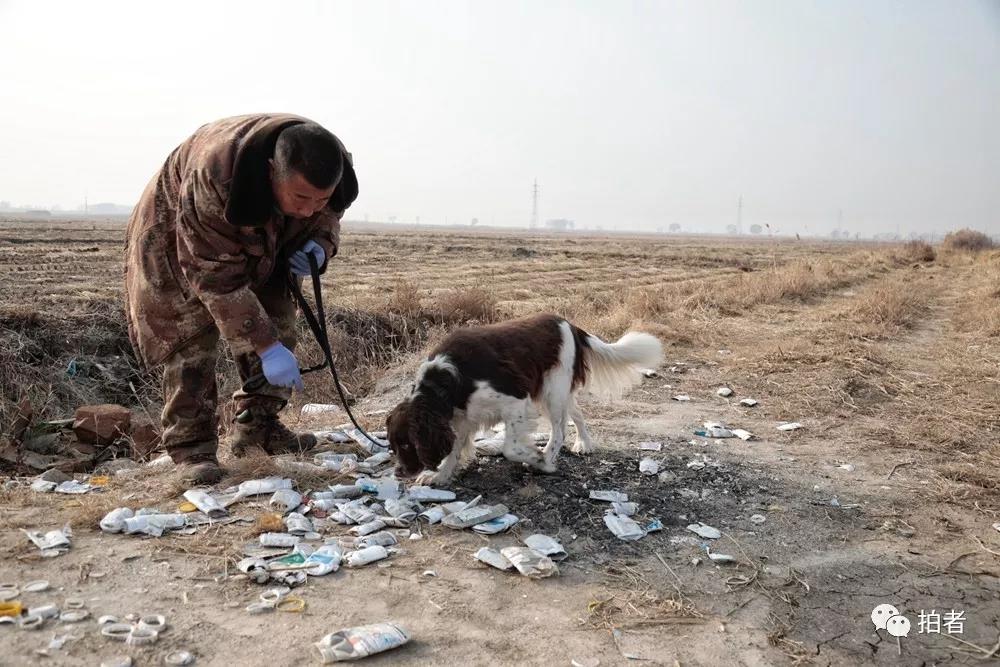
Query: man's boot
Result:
<box><xmin>177</xmin><ymin>453</ymin><xmax>224</xmax><ymax>485</ymax></box>
<box><xmin>227</xmin><ymin>406</ymin><xmax>317</xmax><ymax>457</ymax></box>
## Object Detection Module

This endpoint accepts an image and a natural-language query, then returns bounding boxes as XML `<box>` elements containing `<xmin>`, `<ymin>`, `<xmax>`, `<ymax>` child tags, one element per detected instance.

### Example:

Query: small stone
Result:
<box><xmin>716</xmin><ymin>387</ymin><xmax>733</xmax><ymax>397</ymax></box>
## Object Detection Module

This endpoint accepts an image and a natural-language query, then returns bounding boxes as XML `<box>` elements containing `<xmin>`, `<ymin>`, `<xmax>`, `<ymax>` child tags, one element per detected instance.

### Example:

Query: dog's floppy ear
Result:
<box><xmin>410</xmin><ymin>395</ymin><xmax>455</xmax><ymax>472</ymax></box>
<box><xmin>386</xmin><ymin>400</ymin><xmax>421</xmax><ymax>476</ymax></box>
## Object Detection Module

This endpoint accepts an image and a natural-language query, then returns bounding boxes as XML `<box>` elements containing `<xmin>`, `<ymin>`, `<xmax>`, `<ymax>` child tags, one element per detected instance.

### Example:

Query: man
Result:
<box><xmin>124</xmin><ymin>114</ymin><xmax>358</xmax><ymax>484</ymax></box>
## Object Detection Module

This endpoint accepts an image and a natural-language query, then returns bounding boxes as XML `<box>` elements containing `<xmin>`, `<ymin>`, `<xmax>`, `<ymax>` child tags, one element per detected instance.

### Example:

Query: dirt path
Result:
<box><xmin>2</xmin><ymin>224</ymin><xmax>998</xmax><ymax>665</ymax></box>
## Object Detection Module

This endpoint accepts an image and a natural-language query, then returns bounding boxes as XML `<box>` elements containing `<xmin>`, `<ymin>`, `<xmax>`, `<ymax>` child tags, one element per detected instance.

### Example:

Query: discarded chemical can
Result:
<box><xmin>604</xmin><ymin>513</ymin><xmax>645</xmax><ymax>541</ymax></box>
<box><xmin>499</xmin><ymin>547</ymin><xmax>558</xmax><ymax>578</ymax></box>
<box><xmin>314</xmin><ymin>622</ymin><xmax>410</xmax><ymax>663</ymax></box>
<box><xmin>472</xmin><ymin>513</ymin><xmax>520</xmax><ymax>535</ymax></box>
<box><xmin>100</xmin><ymin>507</ymin><xmax>135</xmax><ymax>533</ymax></box>
<box><xmin>345</xmin><ymin>545</ymin><xmax>389</xmax><ymax>568</ymax></box>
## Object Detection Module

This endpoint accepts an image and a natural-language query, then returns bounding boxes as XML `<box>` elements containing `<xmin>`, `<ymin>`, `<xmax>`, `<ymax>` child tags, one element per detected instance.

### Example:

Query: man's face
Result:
<box><xmin>269</xmin><ymin>163</ymin><xmax>338</xmax><ymax>219</ymax></box>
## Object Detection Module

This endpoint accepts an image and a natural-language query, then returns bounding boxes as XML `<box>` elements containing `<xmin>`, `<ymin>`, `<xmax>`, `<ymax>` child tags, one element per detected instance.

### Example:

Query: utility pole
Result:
<box><xmin>530</xmin><ymin>179</ymin><xmax>539</xmax><ymax>230</ymax></box>
<box><xmin>737</xmin><ymin>195</ymin><xmax>743</xmax><ymax>235</ymax></box>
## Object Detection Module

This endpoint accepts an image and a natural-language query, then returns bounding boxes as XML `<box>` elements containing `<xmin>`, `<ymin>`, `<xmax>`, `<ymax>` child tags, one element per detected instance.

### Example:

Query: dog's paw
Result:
<box><xmin>414</xmin><ymin>470</ymin><xmax>448</xmax><ymax>486</ymax></box>
<box><xmin>570</xmin><ymin>439</ymin><xmax>594</xmax><ymax>455</ymax></box>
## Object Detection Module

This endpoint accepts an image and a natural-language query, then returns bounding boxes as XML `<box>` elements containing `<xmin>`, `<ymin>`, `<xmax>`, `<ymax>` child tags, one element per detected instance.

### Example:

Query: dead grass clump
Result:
<box><xmin>849</xmin><ymin>281</ymin><xmax>928</xmax><ymax>332</ymax></box>
<box><xmin>899</xmin><ymin>240</ymin><xmax>936</xmax><ymax>263</ymax></box>
<box><xmin>943</xmin><ymin>229</ymin><xmax>995</xmax><ymax>253</ymax></box>
<box><xmin>385</xmin><ymin>280</ymin><xmax>423</xmax><ymax>319</ymax></box>
<box><xmin>0</xmin><ymin>300</ymin><xmax>145</xmax><ymax>433</ymax></box>
<box><xmin>434</xmin><ymin>286</ymin><xmax>501</xmax><ymax>324</ymax></box>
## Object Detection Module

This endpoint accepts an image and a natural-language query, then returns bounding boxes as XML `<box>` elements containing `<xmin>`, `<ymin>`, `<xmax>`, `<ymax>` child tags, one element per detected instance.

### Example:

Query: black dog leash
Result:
<box><xmin>242</xmin><ymin>254</ymin><xmax>387</xmax><ymax>451</ymax></box>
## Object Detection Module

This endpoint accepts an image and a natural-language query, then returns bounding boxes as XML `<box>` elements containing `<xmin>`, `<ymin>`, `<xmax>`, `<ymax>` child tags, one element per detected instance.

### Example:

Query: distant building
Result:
<box><xmin>88</xmin><ymin>202</ymin><xmax>133</xmax><ymax>215</ymax></box>
<box><xmin>545</xmin><ymin>218</ymin><xmax>574</xmax><ymax>231</ymax></box>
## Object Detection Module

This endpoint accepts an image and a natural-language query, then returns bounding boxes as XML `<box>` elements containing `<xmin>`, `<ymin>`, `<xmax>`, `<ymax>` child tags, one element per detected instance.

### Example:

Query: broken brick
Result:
<box><xmin>72</xmin><ymin>404</ymin><xmax>131</xmax><ymax>445</ymax></box>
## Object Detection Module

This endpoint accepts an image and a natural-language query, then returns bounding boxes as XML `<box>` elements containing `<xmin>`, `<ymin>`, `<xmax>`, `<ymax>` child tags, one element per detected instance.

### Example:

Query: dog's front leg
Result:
<box><xmin>503</xmin><ymin>400</ymin><xmax>555</xmax><ymax>473</ymax></box>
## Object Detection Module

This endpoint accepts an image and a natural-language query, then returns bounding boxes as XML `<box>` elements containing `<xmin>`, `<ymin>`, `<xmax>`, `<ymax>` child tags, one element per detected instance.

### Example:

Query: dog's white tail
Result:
<box><xmin>580</xmin><ymin>330</ymin><xmax>663</xmax><ymax>398</ymax></box>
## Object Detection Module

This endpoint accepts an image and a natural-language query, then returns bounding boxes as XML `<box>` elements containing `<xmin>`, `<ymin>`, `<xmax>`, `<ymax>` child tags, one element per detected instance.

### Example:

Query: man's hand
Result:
<box><xmin>289</xmin><ymin>240</ymin><xmax>325</xmax><ymax>277</ymax></box>
<box><xmin>259</xmin><ymin>342</ymin><xmax>304</xmax><ymax>390</ymax></box>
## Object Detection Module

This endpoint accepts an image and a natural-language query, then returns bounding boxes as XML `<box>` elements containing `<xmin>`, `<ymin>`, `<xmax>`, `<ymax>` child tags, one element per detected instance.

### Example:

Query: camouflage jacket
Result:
<box><xmin>124</xmin><ymin>114</ymin><xmax>358</xmax><ymax>368</ymax></box>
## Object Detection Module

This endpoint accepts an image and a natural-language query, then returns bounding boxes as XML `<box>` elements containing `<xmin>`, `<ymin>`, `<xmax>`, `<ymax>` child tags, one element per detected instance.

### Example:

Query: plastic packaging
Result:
<box><xmin>442</xmin><ymin>504</ymin><xmax>509</xmax><ymax>529</ymax></box>
<box><xmin>472</xmin><ymin>514</ymin><xmax>520</xmax><ymax>535</ymax></box>
<box><xmin>610</xmin><ymin>501</ymin><xmax>638</xmax><ymax>516</ymax></box>
<box><xmin>345</xmin><ymin>545</ymin><xmax>389</xmax><ymax>567</ymax></box>
<box><xmin>406</xmin><ymin>486</ymin><xmax>456</xmax><ymax>502</ymax></box>
<box><xmin>235</xmin><ymin>477</ymin><xmax>293</xmax><ymax>499</ymax></box>
<box><xmin>304</xmin><ymin>544</ymin><xmax>343</xmax><ymax>576</ymax></box>
<box><xmin>350</xmin><ymin>519</ymin><xmax>387</xmax><ymax>537</ymax></box>
<box><xmin>259</xmin><ymin>532</ymin><xmax>300</xmax><ymax>548</ymax></box>
<box><xmin>473</xmin><ymin>548</ymin><xmax>514</xmax><ymax>571</ymax></box>
<box><xmin>523</xmin><ymin>534</ymin><xmax>567</xmax><ymax>561</ymax></box>
<box><xmin>122</xmin><ymin>514</ymin><xmax>186</xmax><ymax>537</ymax></box>
<box><xmin>589</xmin><ymin>490</ymin><xmax>628</xmax><ymax>503</ymax></box>
<box><xmin>327</xmin><ymin>484</ymin><xmax>365</xmax><ymax>499</ymax></box>
<box><xmin>100</xmin><ymin>507</ymin><xmax>135</xmax><ymax>533</ymax></box>
<box><xmin>314</xmin><ymin>622</ymin><xmax>410</xmax><ymax>663</ymax></box>
<box><xmin>499</xmin><ymin>547</ymin><xmax>558</xmax><ymax>578</ymax></box>
<box><xmin>182</xmin><ymin>489</ymin><xmax>227</xmax><ymax>518</ymax></box>
<box><xmin>638</xmin><ymin>458</ymin><xmax>660</xmax><ymax>475</ymax></box>
<box><xmin>384</xmin><ymin>499</ymin><xmax>417</xmax><ymax>521</ymax></box>
<box><xmin>604</xmin><ymin>513</ymin><xmax>645</xmax><ymax>541</ymax></box>
<box><xmin>356</xmin><ymin>531</ymin><xmax>398</xmax><ymax>548</ymax></box>
<box><xmin>269</xmin><ymin>489</ymin><xmax>303</xmax><ymax>514</ymax></box>
<box><xmin>285</xmin><ymin>512</ymin><xmax>314</xmax><ymax>536</ymax></box>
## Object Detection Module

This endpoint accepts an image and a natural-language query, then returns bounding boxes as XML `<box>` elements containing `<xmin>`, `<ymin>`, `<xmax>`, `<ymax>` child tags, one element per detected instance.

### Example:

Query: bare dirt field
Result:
<box><xmin>1</xmin><ymin>218</ymin><xmax>998</xmax><ymax>665</ymax></box>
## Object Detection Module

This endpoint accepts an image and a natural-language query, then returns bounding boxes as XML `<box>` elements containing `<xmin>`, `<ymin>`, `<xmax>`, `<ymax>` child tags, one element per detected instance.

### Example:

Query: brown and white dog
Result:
<box><xmin>386</xmin><ymin>314</ymin><xmax>662</xmax><ymax>486</ymax></box>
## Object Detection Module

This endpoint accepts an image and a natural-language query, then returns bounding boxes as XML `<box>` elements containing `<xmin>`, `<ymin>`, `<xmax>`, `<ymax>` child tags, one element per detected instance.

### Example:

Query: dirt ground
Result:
<box><xmin>1</xmin><ymin>218</ymin><xmax>999</xmax><ymax>665</ymax></box>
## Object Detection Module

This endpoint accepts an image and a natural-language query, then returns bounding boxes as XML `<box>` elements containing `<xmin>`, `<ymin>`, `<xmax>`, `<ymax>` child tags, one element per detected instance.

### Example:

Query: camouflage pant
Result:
<box><xmin>161</xmin><ymin>274</ymin><xmax>299</xmax><ymax>463</ymax></box>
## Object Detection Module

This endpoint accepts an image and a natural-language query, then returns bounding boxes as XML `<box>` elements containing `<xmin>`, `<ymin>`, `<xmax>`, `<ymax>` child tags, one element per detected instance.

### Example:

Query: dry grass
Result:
<box><xmin>848</xmin><ymin>279</ymin><xmax>930</xmax><ymax>335</ymax></box>
<box><xmin>942</xmin><ymin>229</ymin><xmax>995</xmax><ymax>253</ymax></box>
<box><xmin>898</xmin><ymin>240</ymin><xmax>936</xmax><ymax>263</ymax></box>
<box><xmin>434</xmin><ymin>285</ymin><xmax>501</xmax><ymax>323</ymax></box>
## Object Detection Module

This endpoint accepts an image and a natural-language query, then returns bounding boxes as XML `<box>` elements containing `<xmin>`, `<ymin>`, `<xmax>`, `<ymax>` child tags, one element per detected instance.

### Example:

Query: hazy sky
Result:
<box><xmin>1</xmin><ymin>1</ymin><xmax>997</xmax><ymax>235</ymax></box>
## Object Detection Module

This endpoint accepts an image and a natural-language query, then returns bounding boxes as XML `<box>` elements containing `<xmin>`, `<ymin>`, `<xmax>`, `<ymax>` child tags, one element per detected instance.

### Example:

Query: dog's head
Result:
<box><xmin>386</xmin><ymin>395</ymin><xmax>455</xmax><ymax>478</ymax></box>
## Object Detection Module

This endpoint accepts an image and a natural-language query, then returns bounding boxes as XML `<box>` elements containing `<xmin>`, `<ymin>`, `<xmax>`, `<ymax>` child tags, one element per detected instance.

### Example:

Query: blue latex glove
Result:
<box><xmin>259</xmin><ymin>342</ymin><xmax>304</xmax><ymax>391</ymax></box>
<box><xmin>289</xmin><ymin>240</ymin><xmax>325</xmax><ymax>277</ymax></box>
